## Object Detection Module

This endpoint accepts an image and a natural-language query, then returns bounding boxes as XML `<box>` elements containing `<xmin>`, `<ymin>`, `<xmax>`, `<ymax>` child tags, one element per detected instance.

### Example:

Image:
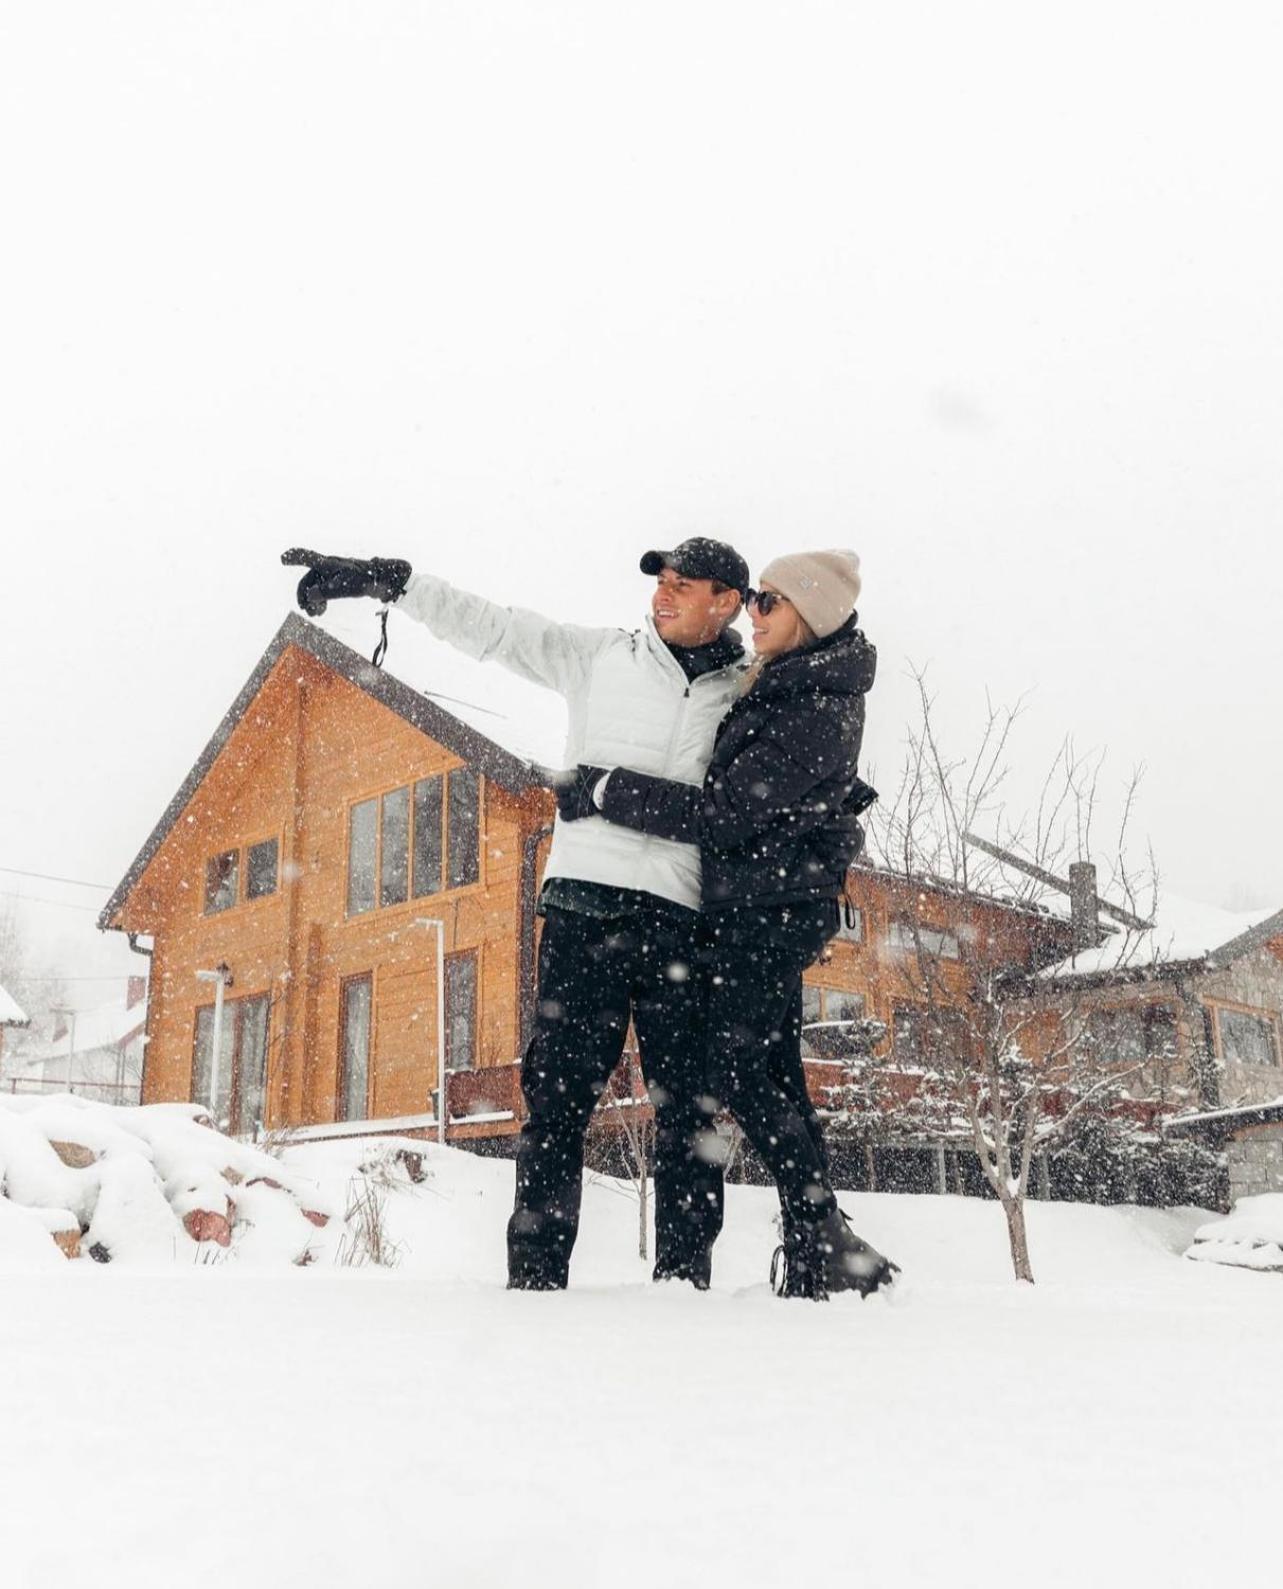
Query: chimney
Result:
<box><xmin>126</xmin><ymin>975</ymin><xmax>147</xmax><ymax>1011</ymax></box>
<box><xmin>1068</xmin><ymin>862</ymin><xmax>1099</xmax><ymax>954</ymax></box>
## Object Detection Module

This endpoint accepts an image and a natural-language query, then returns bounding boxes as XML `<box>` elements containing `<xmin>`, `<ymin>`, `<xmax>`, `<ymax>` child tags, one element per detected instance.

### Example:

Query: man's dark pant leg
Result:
<box><xmin>630</xmin><ymin>914</ymin><xmax>724</xmax><ymax>1285</ymax></box>
<box><xmin>508</xmin><ymin>910</ymin><xmax>630</xmax><ymax>1288</ymax></box>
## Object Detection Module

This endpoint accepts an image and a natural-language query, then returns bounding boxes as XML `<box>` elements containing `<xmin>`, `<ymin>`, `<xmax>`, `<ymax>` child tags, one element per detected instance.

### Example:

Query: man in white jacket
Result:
<box><xmin>285</xmin><ymin>538</ymin><xmax>750</xmax><ymax>1289</ymax></box>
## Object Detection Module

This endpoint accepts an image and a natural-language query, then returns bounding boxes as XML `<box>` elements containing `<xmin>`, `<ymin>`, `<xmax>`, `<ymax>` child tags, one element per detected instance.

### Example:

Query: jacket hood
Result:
<box><xmin>752</xmin><ymin>617</ymin><xmax>877</xmax><ymax>702</ymax></box>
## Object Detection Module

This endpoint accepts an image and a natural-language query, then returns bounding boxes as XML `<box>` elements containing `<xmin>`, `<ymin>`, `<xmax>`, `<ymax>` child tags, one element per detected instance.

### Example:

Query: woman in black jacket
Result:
<box><xmin>557</xmin><ymin>550</ymin><xmax>896</xmax><ymax>1300</ymax></box>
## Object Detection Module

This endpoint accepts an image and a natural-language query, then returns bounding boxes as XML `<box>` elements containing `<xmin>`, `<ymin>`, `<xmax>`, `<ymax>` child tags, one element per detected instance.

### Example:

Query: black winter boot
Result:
<box><xmin>771</xmin><ymin>1209</ymin><xmax>898</xmax><ymax>1301</ymax></box>
<box><xmin>654</xmin><ymin>1251</ymin><xmax>712</xmax><ymax>1290</ymax></box>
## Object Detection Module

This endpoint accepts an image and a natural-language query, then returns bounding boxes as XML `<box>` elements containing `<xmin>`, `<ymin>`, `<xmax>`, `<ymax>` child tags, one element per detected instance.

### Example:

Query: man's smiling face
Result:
<box><xmin>650</xmin><ymin>566</ymin><xmax>741</xmax><ymax>647</ymax></box>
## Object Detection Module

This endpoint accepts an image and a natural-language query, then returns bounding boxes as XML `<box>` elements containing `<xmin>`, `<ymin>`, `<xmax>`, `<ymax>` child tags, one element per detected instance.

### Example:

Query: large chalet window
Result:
<box><xmin>192</xmin><ymin>993</ymin><xmax>271</xmax><ymax>1135</ymax></box>
<box><xmin>445</xmin><ymin>951</ymin><xmax>477</xmax><ymax>1071</ymax></box>
<box><xmin>348</xmin><ymin>769</ymin><xmax>482</xmax><ymax>916</ymax></box>
<box><xmin>339</xmin><ymin>975</ymin><xmax>373</xmax><ymax>1120</ymax></box>
<box><xmin>1217</xmin><ymin>1007</ymin><xmax>1279</xmax><ymax>1069</ymax></box>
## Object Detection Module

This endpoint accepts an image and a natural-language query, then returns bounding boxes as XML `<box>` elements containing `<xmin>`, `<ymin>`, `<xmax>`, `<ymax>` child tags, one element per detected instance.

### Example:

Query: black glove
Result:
<box><xmin>282</xmin><ymin>548</ymin><xmax>413</xmax><ymax>617</ymax></box>
<box><xmin>552</xmin><ymin>765</ymin><xmax>609</xmax><ymax>822</ymax></box>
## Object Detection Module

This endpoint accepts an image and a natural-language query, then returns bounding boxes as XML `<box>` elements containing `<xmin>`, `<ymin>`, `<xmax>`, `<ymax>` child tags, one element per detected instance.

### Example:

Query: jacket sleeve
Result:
<box><xmin>395</xmin><ymin>572</ymin><xmax>617</xmax><ymax>697</ymax></box>
<box><xmin>601</xmin><ymin>699</ymin><xmax>862</xmax><ymax>850</ymax></box>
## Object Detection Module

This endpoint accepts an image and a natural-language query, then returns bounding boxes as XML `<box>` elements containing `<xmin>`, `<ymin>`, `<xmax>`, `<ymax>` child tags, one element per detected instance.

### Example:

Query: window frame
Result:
<box><xmin>202</xmin><ymin>833</ymin><xmax>284</xmax><ymax>916</ymax></box>
<box><xmin>1212</xmin><ymin>1001</ymin><xmax>1281</xmax><ymax>1070</ymax></box>
<box><xmin>800</xmin><ymin>985</ymin><xmax>867</xmax><ymax>1059</ymax></box>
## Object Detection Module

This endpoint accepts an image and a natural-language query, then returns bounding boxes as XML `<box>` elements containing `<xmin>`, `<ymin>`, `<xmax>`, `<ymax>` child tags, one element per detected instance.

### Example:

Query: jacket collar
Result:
<box><xmin>643</xmin><ymin>616</ymin><xmax>746</xmax><ymax>682</ymax></box>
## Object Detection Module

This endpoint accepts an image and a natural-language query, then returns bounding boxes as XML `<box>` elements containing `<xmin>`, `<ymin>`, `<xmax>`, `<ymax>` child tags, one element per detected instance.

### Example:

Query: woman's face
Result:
<box><xmin>749</xmin><ymin>582</ymin><xmax>807</xmax><ymax>657</ymax></box>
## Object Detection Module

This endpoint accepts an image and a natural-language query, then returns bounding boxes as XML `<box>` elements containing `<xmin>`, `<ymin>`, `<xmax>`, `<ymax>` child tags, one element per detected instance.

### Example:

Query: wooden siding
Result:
<box><xmin>119</xmin><ymin>645</ymin><xmax>552</xmax><ymax>1132</ymax></box>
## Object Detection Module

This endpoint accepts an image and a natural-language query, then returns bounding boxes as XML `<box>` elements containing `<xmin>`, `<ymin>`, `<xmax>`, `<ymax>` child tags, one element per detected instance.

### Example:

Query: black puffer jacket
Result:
<box><xmin>598</xmin><ymin>616</ymin><xmax>877</xmax><ymax>910</ymax></box>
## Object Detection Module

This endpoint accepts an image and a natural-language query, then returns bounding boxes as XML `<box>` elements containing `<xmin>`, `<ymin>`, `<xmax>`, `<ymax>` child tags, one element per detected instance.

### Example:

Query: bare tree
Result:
<box><xmin>586</xmin><ymin>1048</ymin><xmax>656</xmax><ymax>1261</ymax></box>
<box><xmin>865</xmin><ymin>668</ymin><xmax>1159</xmax><ymax>1282</ymax></box>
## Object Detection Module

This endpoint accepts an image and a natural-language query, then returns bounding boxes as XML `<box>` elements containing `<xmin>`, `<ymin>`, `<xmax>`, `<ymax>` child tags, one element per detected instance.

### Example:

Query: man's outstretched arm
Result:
<box><xmin>283</xmin><ymin>549</ymin><xmax>616</xmax><ymax>697</ymax></box>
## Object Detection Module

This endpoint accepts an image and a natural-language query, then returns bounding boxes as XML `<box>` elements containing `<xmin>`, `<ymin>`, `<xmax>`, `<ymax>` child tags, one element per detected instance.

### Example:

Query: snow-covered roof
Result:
<box><xmin>1041</xmin><ymin>892</ymin><xmax>1282</xmax><ymax>983</ymax></box>
<box><xmin>0</xmin><ymin>983</ymin><xmax>29</xmax><ymax>1027</ymax></box>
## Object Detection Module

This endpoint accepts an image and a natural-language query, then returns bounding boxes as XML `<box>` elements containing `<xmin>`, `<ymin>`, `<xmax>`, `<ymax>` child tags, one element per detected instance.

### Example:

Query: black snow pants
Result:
<box><xmin>701</xmin><ymin>900</ymin><xmax>839</xmax><ymax>1231</ymax></box>
<box><xmin>507</xmin><ymin>904</ymin><xmax>724</xmax><ymax>1289</ymax></box>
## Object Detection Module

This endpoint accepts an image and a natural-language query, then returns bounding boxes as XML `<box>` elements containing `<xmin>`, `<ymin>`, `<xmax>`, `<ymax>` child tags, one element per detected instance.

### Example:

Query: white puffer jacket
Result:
<box><xmin>396</xmin><ymin>573</ymin><xmax>745</xmax><ymax>909</ymax></box>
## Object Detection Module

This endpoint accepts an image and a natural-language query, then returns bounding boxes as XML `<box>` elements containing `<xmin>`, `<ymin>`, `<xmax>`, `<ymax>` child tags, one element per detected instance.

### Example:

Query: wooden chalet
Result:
<box><xmin>1016</xmin><ymin>894</ymin><xmax>1283</xmax><ymax>1201</ymax></box>
<box><xmin>98</xmin><ymin>612</ymin><xmax>1074</xmax><ymax>1155</ymax></box>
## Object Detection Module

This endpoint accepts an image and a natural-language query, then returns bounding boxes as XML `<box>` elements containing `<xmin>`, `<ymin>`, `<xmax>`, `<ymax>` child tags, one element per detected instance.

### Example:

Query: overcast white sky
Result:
<box><xmin>2</xmin><ymin>2</ymin><xmax>1281</xmax><ymax>1002</ymax></box>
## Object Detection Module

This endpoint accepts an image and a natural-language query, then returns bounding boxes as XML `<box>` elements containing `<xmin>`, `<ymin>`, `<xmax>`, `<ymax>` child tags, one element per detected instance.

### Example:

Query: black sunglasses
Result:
<box><xmin>747</xmin><ymin>589</ymin><xmax>791</xmax><ymax>616</ymax></box>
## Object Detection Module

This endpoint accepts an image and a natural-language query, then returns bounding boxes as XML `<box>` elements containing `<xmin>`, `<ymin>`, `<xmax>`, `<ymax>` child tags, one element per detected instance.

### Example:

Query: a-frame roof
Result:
<box><xmin>98</xmin><ymin>612</ymin><xmax>543</xmax><ymax>933</ymax></box>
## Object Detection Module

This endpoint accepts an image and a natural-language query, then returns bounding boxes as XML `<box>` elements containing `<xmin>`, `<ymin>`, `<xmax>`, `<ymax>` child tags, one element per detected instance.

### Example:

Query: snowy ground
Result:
<box><xmin>3</xmin><ymin>1135</ymin><xmax>1280</xmax><ymax>1589</ymax></box>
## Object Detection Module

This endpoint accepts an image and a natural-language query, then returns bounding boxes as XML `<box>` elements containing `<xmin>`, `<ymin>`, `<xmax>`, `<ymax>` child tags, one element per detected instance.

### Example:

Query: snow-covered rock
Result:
<box><xmin>0</xmin><ymin>1094</ymin><xmax>343</xmax><ymax>1267</ymax></box>
<box><xmin>1185</xmin><ymin>1193</ymin><xmax>1283</xmax><ymax>1272</ymax></box>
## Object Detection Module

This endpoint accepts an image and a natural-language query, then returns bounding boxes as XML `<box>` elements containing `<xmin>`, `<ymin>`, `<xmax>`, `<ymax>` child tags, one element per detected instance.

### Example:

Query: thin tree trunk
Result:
<box><xmin>638</xmin><ymin>1150</ymin><xmax>649</xmax><ymax>1261</ymax></box>
<box><xmin>1001</xmin><ymin>1195</ymin><xmax>1035</xmax><ymax>1283</ymax></box>
<box><xmin>865</xmin><ymin>1142</ymin><xmax>877</xmax><ymax>1192</ymax></box>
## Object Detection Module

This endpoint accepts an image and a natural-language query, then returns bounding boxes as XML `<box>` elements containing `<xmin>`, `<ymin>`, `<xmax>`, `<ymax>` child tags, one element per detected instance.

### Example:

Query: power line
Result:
<box><xmin>0</xmin><ymin>865</ymin><xmax>111</xmax><ymax>890</ymax></box>
<box><xmin>0</xmin><ymin>891</ymin><xmax>103</xmax><ymax>913</ymax></box>
<box><xmin>22</xmin><ymin>974</ymin><xmax>141</xmax><ymax>983</ymax></box>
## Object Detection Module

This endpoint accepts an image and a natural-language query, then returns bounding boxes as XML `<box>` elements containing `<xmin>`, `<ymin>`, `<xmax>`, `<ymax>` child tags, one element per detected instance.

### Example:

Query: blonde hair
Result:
<box><xmin>740</xmin><ymin>607</ymin><xmax>817</xmax><ymax>694</ymax></box>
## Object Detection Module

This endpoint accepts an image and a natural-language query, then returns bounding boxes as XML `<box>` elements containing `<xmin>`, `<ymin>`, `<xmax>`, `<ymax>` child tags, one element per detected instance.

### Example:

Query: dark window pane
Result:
<box><xmin>204</xmin><ymin>850</ymin><xmax>239</xmax><ymax>914</ymax></box>
<box><xmin>246</xmin><ymin>838</ymin><xmax>279</xmax><ymax>900</ymax></box>
<box><xmin>413</xmin><ymin>776</ymin><xmax>444</xmax><ymax>898</ymax></box>
<box><xmin>340</xmin><ymin>976</ymin><xmax>373</xmax><ymax>1120</ymax></box>
<box><xmin>347</xmin><ymin>799</ymin><xmax>377</xmax><ymax>915</ymax></box>
<box><xmin>447</xmin><ymin>767</ymin><xmax>480</xmax><ymax>889</ymax></box>
<box><xmin>445</xmin><ymin>954</ymin><xmax>477</xmax><ymax>1071</ymax></box>
<box><xmin>380</xmin><ymin>786</ymin><xmax>410</xmax><ymax>907</ymax></box>
<box><xmin>236</xmin><ymin>995</ymin><xmax>271</xmax><ymax>1134</ymax></box>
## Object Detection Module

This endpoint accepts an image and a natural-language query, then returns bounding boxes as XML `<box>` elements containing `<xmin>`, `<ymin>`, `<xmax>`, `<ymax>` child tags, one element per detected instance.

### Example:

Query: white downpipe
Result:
<box><xmin>415</xmin><ymin>918</ymin><xmax>448</xmax><ymax>1145</ymax></box>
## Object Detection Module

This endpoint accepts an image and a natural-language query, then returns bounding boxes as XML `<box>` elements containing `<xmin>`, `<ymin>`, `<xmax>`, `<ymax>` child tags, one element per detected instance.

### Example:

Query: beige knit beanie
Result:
<box><xmin>757</xmin><ymin>549</ymin><xmax>862</xmax><ymax>639</ymax></box>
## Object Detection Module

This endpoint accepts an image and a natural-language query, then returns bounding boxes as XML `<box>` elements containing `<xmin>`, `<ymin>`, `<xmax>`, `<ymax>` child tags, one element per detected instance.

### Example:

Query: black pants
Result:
<box><xmin>702</xmin><ymin>900</ymin><xmax>838</xmax><ymax>1230</ymax></box>
<box><xmin>508</xmin><ymin>905</ymin><xmax>724</xmax><ymax>1288</ymax></box>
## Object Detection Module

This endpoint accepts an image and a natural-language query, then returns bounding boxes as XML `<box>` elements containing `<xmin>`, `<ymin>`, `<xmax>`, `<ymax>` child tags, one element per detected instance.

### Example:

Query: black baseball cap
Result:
<box><xmin>639</xmin><ymin>537</ymin><xmax>751</xmax><ymax>598</ymax></box>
